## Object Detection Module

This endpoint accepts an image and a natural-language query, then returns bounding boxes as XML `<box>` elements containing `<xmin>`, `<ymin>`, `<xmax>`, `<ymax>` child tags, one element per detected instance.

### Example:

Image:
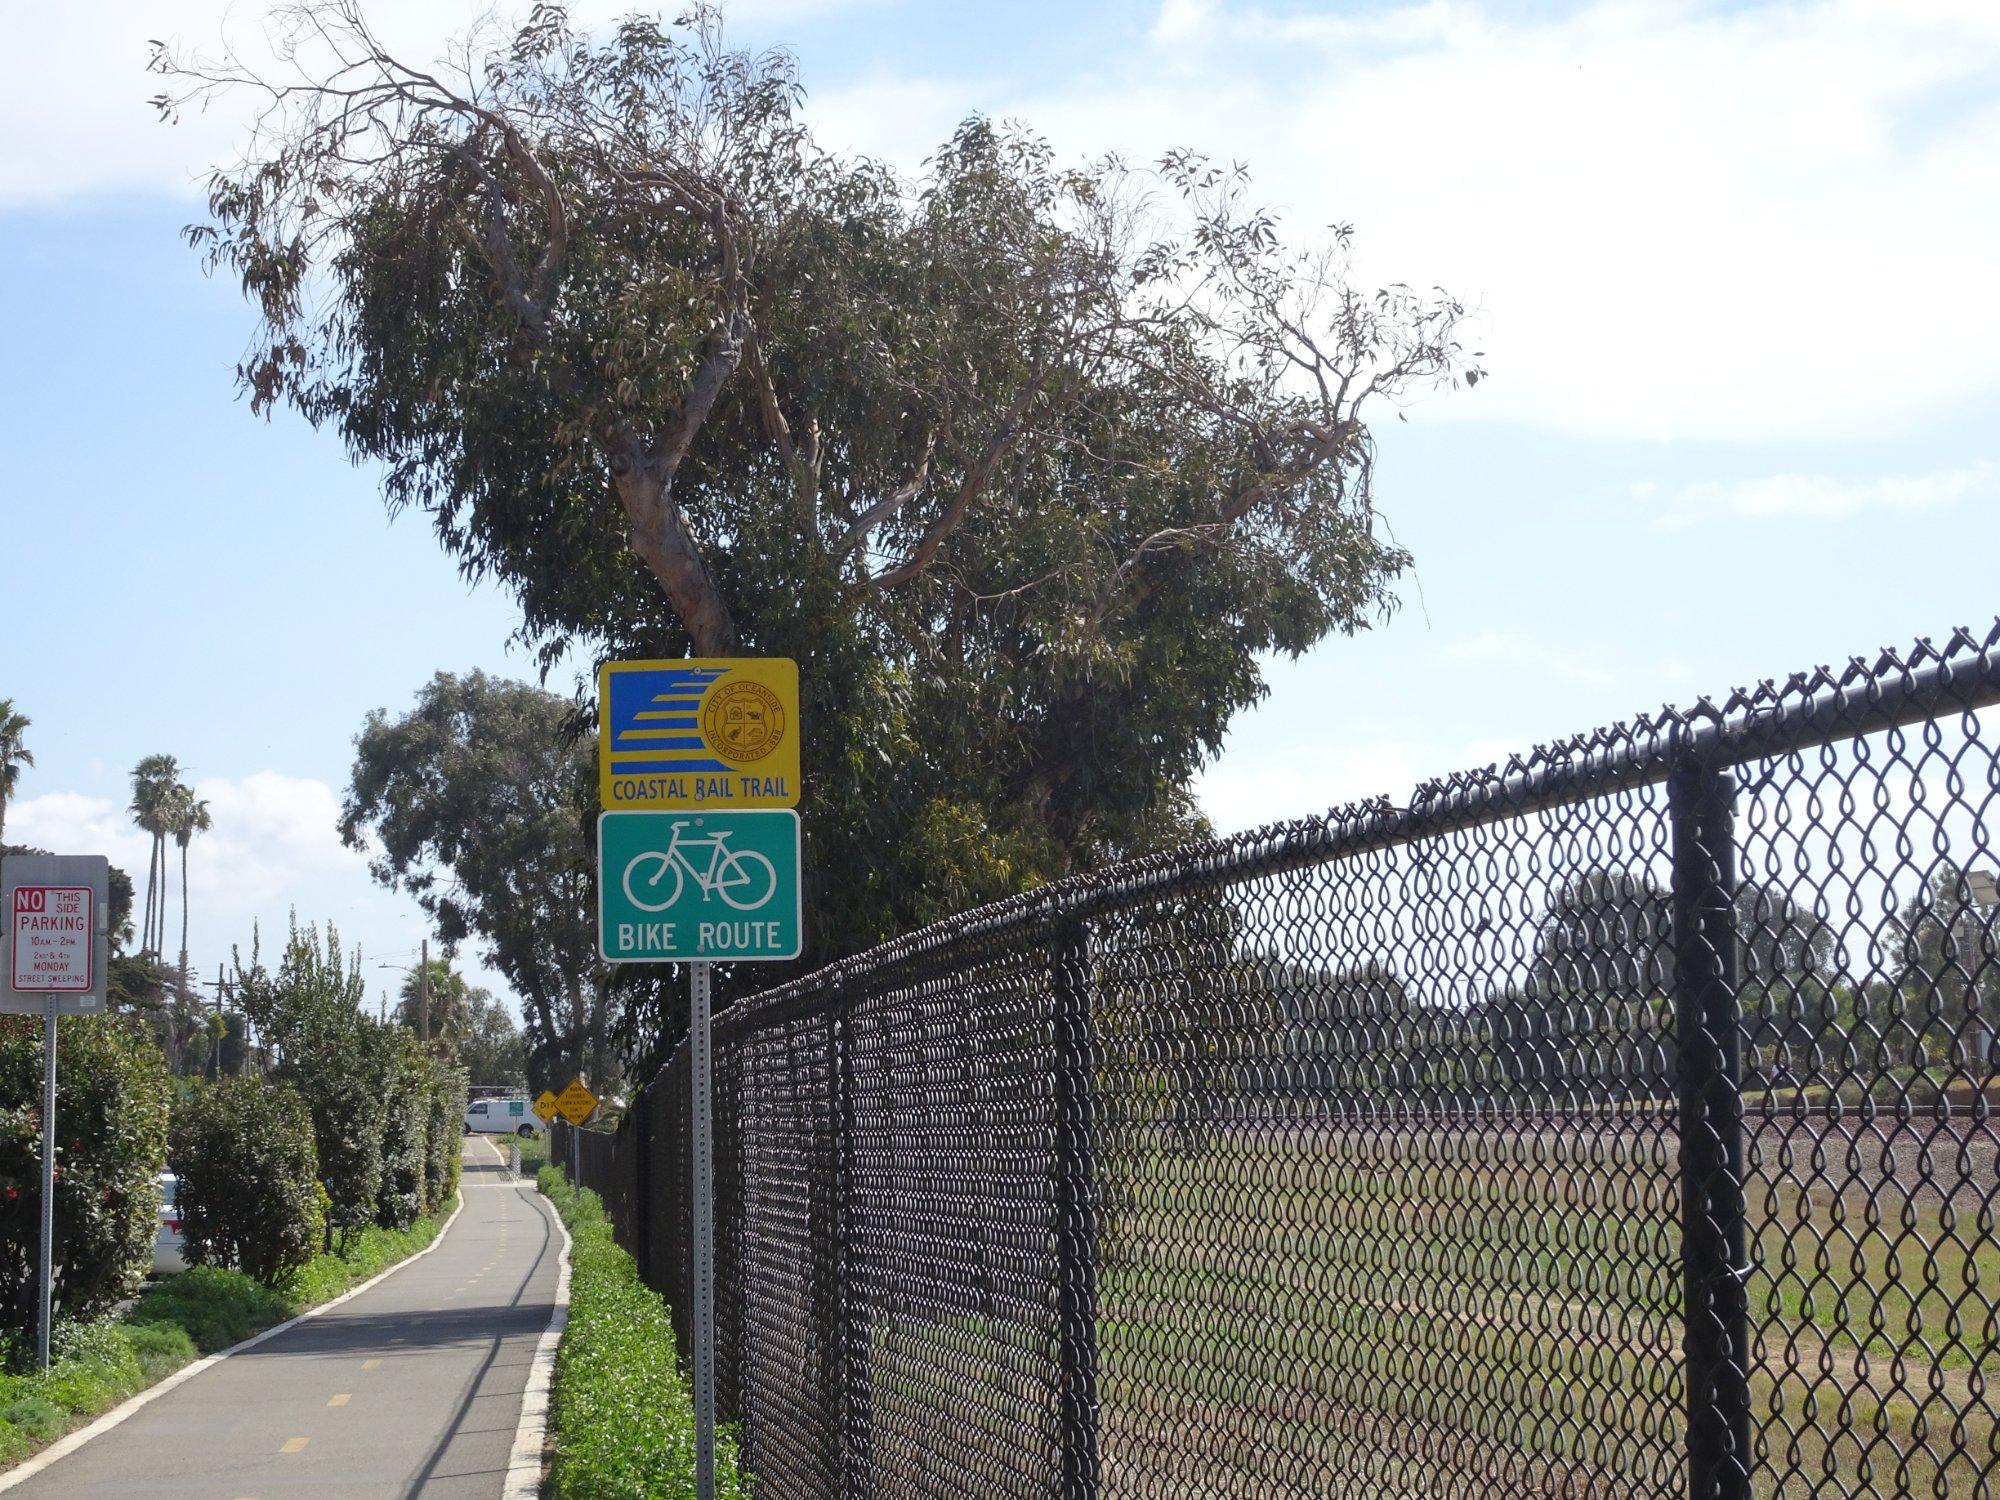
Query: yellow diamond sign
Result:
<box><xmin>532</xmin><ymin>1090</ymin><xmax>560</xmax><ymax>1124</ymax></box>
<box><xmin>554</xmin><ymin>1077</ymin><xmax>600</xmax><ymax>1127</ymax></box>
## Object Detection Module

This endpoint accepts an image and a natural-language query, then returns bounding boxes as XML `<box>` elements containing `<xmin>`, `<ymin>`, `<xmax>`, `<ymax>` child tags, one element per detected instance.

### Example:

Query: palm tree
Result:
<box><xmin>0</xmin><ymin>700</ymin><xmax>30</xmax><ymax>846</ymax></box>
<box><xmin>171</xmin><ymin>788</ymin><xmax>213</xmax><ymax>981</ymax></box>
<box><xmin>128</xmin><ymin>755</ymin><xmax>180</xmax><ymax>955</ymax></box>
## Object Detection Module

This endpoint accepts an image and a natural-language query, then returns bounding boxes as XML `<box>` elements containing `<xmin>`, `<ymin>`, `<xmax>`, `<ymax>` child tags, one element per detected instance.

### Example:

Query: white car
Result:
<box><xmin>464</xmin><ymin>1097</ymin><xmax>544</xmax><ymax>1138</ymax></box>
<box><xmin>153</xmin><ymin>1172</ymin><xmax>185</xmax><ymax>1275</ymax></box>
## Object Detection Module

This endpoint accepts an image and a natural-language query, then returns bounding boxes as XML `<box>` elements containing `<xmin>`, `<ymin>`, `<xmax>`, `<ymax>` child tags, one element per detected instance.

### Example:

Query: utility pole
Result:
<box><xmin>210</xmin><ymin>963</ymin><xmax>223</xmax><ymax>1080</ymax></box>
<box><xmin>419</xmin><ymin>938</ymin><xmax>431</xmax><ymax>1046</ymax></box>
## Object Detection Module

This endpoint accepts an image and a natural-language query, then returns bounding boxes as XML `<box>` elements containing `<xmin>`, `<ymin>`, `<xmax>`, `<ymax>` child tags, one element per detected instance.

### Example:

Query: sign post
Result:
<box><xmin>553</xmin><ymin>1076</ymin><xmax>600</xmax><ymax>1188</ymax></box>
<box><xmin>598</xmin><ymin>659</ymin><xmax>801</xmax><ymax>1500</ymax></box>
<box><xmin>2</xmin><ymin>853</ymin><xmax>111</xmax><ymax>1371</ymax></box>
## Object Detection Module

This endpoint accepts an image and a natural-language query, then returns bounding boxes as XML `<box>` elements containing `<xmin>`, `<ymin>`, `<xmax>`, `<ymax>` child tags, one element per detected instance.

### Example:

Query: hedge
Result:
<box><xmin>169</xmin><ymin>1079</ymin><xmax>323</xmax><ymax>1288</ymax></box>
<box><xmin>0</xmin><ymin>1015</ymin><xmax>170</xmax><ymax>1343</ymax></box>
<box><xmin>540</xmin><ymin>1168</ymin><xmax>744</xmax><ymax>1499</ymax></box>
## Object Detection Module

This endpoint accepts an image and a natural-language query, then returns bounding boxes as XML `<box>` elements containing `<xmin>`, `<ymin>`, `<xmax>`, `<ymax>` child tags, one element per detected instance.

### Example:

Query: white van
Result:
<box><xmin>465</xmin><ymin>1096</ymin><xmax>543</xmax><ymax>1137</ymax></box>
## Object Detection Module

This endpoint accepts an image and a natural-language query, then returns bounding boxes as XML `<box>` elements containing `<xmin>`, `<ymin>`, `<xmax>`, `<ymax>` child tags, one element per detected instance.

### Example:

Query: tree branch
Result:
<box><xmin>836</xmin><ymin>431</ymin><xmax>934</xmax><ymax>559</ymax></box>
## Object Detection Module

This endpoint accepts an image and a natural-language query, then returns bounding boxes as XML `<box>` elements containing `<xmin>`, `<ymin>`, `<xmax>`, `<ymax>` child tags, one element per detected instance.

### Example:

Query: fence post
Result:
<box><xmin>833</xmin><ymin>997</ymin><xmax>873</xmax><ymax>1499</ymax></box>
<box><xmin>1051</xmin><ymin>917</ymin><xmax>1100</xmax><ymax>1500</ymax></box>
<box><xmin>1669</xmin><ymin>755</ymin><xmax>1752</xmax><ymax>1500</ymax></box>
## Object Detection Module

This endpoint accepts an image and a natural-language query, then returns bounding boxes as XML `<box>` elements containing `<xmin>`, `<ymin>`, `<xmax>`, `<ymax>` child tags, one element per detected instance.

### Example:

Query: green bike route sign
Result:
<box><xmin>598</xmin><ymin>809</ymin><xmax>802</xmax><ymax>962</ymax></box>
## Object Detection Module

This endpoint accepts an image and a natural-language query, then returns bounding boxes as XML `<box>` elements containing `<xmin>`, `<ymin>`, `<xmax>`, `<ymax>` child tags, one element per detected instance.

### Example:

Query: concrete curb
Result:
<box><xmin>504</xmin><ymin>1163</ymin><xmax>574</xmax><ymax>1500</ymax></box>
<box><xmin>0</xmin><ymin>1179</ymin><xmax>469</xmax><ymax>1493</ymax></box>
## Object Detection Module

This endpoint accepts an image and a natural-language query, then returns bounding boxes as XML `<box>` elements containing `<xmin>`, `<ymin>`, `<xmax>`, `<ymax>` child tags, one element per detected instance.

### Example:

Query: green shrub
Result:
<box><xmin>231</xmin><ymin>919</ymin><xmax>388</xmax><ymax>1243</ymax></box>
<box><xmin>0</xmin><ymin>1014</ymin><xmax>170</xmax><ymax>1343</ymax></box>
<box><xmin>288</xmin><ymin>1208</ymin><xmax>446</xmax><ymax>1306</ymax></box>
<box><xmin>169</xmin><ymin>1079</ymin><xmax>321</xmax><ymax>1287</ymax></box>
<box><xmin>0</xmin><ymin>1395</ymin><xmax>63</xmax><ymax>1444</ymax></box>
<box><xmin>116</xmin><ymin>1320</ymin><xmax>196</xmax><ymax>1381</ymax></box>
<box><xmin>125</xmin><ymin>1266</ymin><xmax>290</xmax><ymax>1354</ymax></box>
<box><xmin>376</xmin><ymin>1037</ymin><xmax>429</xmax><ymax>1230</ymax></box>
<box><xmin>541</xmin><ymin>1168</ymin><xmax>745</xmax><ymax>1499</ymax></box>
<box><xmin>424</xmin><ymin>1061</ymin><xmax>466</xmax><ymax>1213</ymax></box>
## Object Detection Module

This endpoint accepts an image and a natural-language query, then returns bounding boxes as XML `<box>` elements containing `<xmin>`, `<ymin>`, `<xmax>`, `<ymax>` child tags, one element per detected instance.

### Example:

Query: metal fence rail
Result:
<box><xmin>561</xmin><ymin>624</ymin><xmax>2000</xmax><ymax>1499</ymax></box>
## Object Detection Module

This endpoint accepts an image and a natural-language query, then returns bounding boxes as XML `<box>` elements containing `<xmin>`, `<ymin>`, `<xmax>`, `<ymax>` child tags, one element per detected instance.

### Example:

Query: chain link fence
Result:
<box><xmin>557</xmin><ymin>624</ymin><xmax>2000</xmax><ymax>1498</ymax></box>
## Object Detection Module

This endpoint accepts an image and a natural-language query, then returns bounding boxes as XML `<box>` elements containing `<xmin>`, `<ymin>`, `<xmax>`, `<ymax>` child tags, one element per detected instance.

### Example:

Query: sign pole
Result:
<box><xmin>692</xmin><ymin>958</ymin><xmax>716</xmax><ymax>1500</ymax></box>
<box><xmin>38</xmin><ymin>992</ymin><xmax>56</xmax><ymax>1371</ymax></box>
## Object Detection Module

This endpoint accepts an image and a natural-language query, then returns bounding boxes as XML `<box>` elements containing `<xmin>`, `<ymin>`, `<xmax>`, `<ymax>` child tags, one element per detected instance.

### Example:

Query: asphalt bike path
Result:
<box><xmin>10</xmin><ymin>1136</ymin><xmax>560</xmax><ymax>1498</ymax></box>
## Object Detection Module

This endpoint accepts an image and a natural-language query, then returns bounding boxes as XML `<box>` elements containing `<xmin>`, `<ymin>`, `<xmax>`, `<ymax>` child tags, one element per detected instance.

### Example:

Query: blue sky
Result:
<box><xmin>4</xmin><ymin>0</ymin><xmax>1997</xmax><ymax>1014</ymax></box>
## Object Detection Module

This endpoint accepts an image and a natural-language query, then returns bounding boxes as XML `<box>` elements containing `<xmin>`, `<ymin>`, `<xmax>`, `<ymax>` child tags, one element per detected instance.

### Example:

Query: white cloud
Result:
<box><xmin>816</xmin><ymin>1</ymin><xmax>2000</xmax><ymax>444</ymax></box>
<box><xmin>1646</xmin><ymin>457</ymin><xmax>1999</xmax><ymax>526</ymax></box>
<box><xmin>5</xmin><ymin>773</ymin><xmax>509</xmax><ymax>1010</ymax></box>
<box><xmin>0</xmin><ymin>0</ymin><xmax>885</xmax><ymax>206</ymax></box>
<box><xmin>9</xmin><ymin>1</ymin><xmax>1997</xmax><ymax>443</ymax></box>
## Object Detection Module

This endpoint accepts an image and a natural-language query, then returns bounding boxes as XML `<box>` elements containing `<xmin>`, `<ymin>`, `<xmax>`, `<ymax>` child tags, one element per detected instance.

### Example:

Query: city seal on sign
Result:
<box><xmin>702</xmin><ymin>679</ymin><xmax>785</xmax><ymax>764</ymax></box>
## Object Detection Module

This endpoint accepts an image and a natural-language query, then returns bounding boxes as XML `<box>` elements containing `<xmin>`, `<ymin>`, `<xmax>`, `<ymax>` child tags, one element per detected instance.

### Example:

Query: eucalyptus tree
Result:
<box><xmin>341</xmin><ymin>671</ymin><xmax>606</xmax><ymax>1081</ymax></box>
<box><xmin>158</xmin><ymin>3</ymin><xmax>1480</xmax><ymax>962</ymax></box>
<box><xmin>0</xmin><ymin>699</ymin><xmax>30</xmax><ymax>846</ymax></box>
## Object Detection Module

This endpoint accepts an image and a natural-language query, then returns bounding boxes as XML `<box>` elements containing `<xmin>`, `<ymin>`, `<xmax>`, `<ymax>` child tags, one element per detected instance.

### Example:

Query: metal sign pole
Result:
<box><xmin>692</xmin><ymin>959</ymin><xmax>716</xmax><ymax>1500</ymax></box>
<box><xmin>38</xmin><ymin>993</ymin><xmax>56</xmax><ymax>1371</ymax></box>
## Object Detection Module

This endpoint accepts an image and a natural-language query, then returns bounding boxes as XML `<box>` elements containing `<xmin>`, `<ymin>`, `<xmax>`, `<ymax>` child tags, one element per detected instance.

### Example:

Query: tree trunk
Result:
<box><xmin>179</xmin><ymin>839</ymin><xmax>191</xmax><ymax>981</ymax></box>
<box><xmin>613</xmin><ymin>467</ymin><xmax>739</xmax><ymax>655</ymax></box>
<box><xmin>588</xmin><ymin>971</ymin><xmax>609</xmax><ymax>1093</ymax></box>
<box><xmin>142</xmin><ymin>837</ymin><xmax>158</xmax><ymax>953</ymax></box>
<box><xmin>562</xmin><ymin>971</ymin><xmax>583</xmax><ymax>1080</ymax></box>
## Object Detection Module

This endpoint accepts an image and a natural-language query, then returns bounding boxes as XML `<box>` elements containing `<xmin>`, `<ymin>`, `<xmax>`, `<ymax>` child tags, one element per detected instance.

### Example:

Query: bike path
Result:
<box><xmin>10</xmin><ymin>1136</ymin><xmax>560</xmax><ymax>1498</ymax></box>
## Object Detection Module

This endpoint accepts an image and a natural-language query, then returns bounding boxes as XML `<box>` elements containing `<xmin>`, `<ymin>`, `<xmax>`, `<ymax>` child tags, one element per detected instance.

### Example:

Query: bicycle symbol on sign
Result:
<box><xmin>621</xmin><ymin>818</ymin><xmax>779</xmax><ymax>913</ymax></box>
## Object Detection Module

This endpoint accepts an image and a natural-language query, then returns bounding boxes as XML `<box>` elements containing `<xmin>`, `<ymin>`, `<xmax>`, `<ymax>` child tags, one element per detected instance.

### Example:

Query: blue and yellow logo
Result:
<box><xmin>598</xmin><ymin>659</ymin><xmax>799</xmax><ymax>810</ymax></box>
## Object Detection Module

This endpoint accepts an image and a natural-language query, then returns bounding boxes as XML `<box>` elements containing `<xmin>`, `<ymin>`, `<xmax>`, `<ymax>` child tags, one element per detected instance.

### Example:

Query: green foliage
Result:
<box><xmin>0</xmin><ymin>701</ymin><xmax>31</xmax><ymax>830</ymax></box>
<box><xmin>342</xmin><ymin>672</ymin><xmax>607</xmax><ymax>1082</ymax></box>
<box><xmin>232</xmin><ymin>917</ymin><xmax>387</xmax><ymax>1239</ymax></box>
<box><xmin>125</xmin><ymin>1265</ymin><xmax>291</xmax><ymax>1355</ymax></box>
<box><xmin>540</xmin><ymin>1169</ymin><xmax>744</xmax><ymax>1499</ymax></box>
<box><xmin>0</xmin><ymin>1015</ymin><xmax>170</xmax><ymax>1337</ymax></box>
<box><xmin>116</xmin><ymin>1319</ymin><xmax>197</xmax><ymax>1381</ymax></box>
<box><xmin>375</xmin><ymin>1036</ymin><xmax>429</xmax><ymax>1231</ymax></box>
<box><xmin>459</xmin><ymin>987</ymin><xmax>530</xmax><ymax>1092</ymax></box>
<box><xmin>286</xmin><ymin>1205</ymin><xmax>448</xmax><ymax>1307</ymax></box>
<box><xmin>0</xmin><ymin>1318</ymin><xmax>188</xmax><ymax>1465</ymax></box>
<box><xmin>169</xmin><ymin>1078</ymin><xmax>321</xmax><ymax>1287</ymax></box>
<box><xmin>165</xmin><ymin>6</ymin><xmax>1476</xmax><ymax>1031</ymax></box>
<box><xmin>422</xmin><ymin>1060</ymin><xmax>466</xmax><ymax>1213</ymax></box>
<box><xmin>226</xmin><ymin>917</ymin><xmax>467</xmax><ymax>1244</ymax></box>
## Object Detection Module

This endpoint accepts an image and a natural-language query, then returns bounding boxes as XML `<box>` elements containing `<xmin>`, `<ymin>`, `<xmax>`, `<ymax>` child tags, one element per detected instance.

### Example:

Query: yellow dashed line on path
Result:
<box><xmin>362</xmin><ymin>1358</ymin><xmax>381</xmax><ymax>1370</ymax></box>
<box><xmin>328</xmin><ymin>1393</ymin><xmax>351</xmax><ymax>1407</ymax></box>
<box><xmin>280</xmin><ymin>1437</ymin><xmax>309</xmax><ymax>1454</ymax></box>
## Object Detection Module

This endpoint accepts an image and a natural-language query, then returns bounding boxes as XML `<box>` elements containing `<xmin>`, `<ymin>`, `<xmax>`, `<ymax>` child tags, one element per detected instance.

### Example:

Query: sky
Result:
<box><xmin>3</xmin><ymin>0</ymin><xmax>1997</xmax><ymax>1017</ymax></box>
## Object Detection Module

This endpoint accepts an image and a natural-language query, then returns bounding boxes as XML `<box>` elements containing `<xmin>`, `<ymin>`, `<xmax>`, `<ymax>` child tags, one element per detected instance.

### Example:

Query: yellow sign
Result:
<box><xmin>532</xmin><ymin>1090</ymin><xmax>559</xmax><ymax>1124</ymax></box>
<box><xmin>554</xmin><ymin>1077</ymin><xmax>600</xmax><ymax>1128</ymax></box>
<box><xmin>600</xmin><ymin>659</ymin><xmax>799</xmax><ymax>810</ymax></box>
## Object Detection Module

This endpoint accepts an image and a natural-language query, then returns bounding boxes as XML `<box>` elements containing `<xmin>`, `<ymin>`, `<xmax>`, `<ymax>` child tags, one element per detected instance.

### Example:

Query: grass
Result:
<box><xmin>1072</xmin><ymin>1125</ymin><xmax>1998</xmax><ymax>1498</ymax></box>
<box><xmin>539</xmin><ymin>1166</ymin><xmax>745</xmax><ymax>1499</ymax></box>
<box><xmin>846</xmin><ymin>1120</ymin><xmax>1993</xmax><ymax>1496</ymax></box>
<box><xmin>0</xmin><ymin>1191</ymin><xmax>457</xmax><ymax>1472</ymax></box>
